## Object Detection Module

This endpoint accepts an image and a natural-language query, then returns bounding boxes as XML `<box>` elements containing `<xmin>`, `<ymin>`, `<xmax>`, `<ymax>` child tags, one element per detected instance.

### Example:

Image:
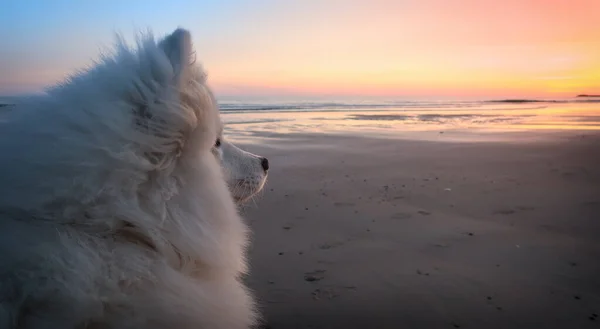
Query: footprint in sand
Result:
<box><xmin>494</xmin><ymin>209</ymin><xmax>516</xmax><ymax>215</ymax></box>
<box><xmin>311</xmin><ymin>286</ymin><xmax>355</xmax><ymax>300</ymax></box>
<box><xmin>334</xmin><ymin>202</ymin><xmax>355</xmax><ymax>207</ymax></box>
<box><xmin>304</xmin><ymin>270</ymin><xmax>326</xmax><ymax>282</ymax></box>
<box><xmin>391</xmin><ymin>212</ymin><xmax>412</xmax><ymax>220</ymax></box>
<box><xmin>493</xmin><ymin>206</ymin><xmax>534</xmax><ymax>215</ymax></box>
<box><xmin>318</xmin><ymin>241</ymin><xmax>345</xmax><ymax>250</ymax></box>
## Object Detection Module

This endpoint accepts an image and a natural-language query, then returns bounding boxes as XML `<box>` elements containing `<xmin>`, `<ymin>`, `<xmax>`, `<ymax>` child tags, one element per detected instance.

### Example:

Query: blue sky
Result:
<box><xmin>1</xmin><ymin>0</ymin><xmax>272</xmax><ymax>96</ymax></box>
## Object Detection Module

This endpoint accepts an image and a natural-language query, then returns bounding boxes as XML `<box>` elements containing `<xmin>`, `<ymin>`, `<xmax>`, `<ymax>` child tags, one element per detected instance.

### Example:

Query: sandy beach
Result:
<box><xmin>237</xmin><ymin>130</ymin><xmax>600</xmax><ymax>329</ymax></box>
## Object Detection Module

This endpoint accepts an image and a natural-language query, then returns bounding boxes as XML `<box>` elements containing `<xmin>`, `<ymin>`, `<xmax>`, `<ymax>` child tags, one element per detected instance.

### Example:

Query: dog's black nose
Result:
<box><xmin>261</xmin><ymin>157</ymin><xmax>269</xmax><ymax>172</ymax></box>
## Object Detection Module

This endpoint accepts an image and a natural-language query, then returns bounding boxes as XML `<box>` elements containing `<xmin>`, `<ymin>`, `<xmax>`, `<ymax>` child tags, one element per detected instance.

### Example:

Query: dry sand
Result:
<box><xmin>238</xmin><ymin>131</ymin><xmax>600</xmax><ymax>329</ymax></box>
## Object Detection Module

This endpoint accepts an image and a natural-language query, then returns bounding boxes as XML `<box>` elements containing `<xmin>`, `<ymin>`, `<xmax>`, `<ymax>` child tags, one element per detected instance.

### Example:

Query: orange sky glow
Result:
<box><xmin>2</xmin><ymin>0</ymin><xmax>599</xmax><ymax>99</ymax></box>
<box><xmin>207</xmin><ymin>0</ymin><xmax>600</xmax><ymax>98</ymax></box>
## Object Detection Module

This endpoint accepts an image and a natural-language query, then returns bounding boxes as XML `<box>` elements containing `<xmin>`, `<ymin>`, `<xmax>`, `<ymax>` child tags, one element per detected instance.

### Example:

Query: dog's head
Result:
<box><xmin>134</xmin><ymin>28</ymin><xmax>269</xmax><ymax>205</ymax></box>
<box><xmin>213</xmin><ymin>136</ymin><xmax>269</xmax><ymax>203</ymax></box>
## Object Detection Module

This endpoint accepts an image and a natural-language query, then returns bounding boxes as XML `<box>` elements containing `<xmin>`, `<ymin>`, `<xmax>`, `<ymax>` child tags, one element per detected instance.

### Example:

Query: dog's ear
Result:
<box><xmin>158</xmin><ymin>28</ymin><xmax>193</xmax><ymax>84</ymax></box>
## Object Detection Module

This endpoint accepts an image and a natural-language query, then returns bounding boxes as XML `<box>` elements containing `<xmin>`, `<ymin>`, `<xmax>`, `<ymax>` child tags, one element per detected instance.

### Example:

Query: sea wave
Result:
<box><xmin>218</xmin><ymin>101</ymin><xmax>554</xmax><ymax>113</ymax></box>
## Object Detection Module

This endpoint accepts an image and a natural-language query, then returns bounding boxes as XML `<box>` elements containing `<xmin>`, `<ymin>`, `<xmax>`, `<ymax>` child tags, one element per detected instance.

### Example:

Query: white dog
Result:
<box><xmin>0</xmin><ymin>28</ymin><xmax>268</xmax><ymax>329</ymax></box>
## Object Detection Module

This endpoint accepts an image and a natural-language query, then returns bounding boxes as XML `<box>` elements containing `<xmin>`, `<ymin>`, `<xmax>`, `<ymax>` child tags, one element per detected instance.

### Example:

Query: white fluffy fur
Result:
<box><xmin>0</xmin><ymin>28</ymin><xmax>267</xmax><ymax>328</ymax></box>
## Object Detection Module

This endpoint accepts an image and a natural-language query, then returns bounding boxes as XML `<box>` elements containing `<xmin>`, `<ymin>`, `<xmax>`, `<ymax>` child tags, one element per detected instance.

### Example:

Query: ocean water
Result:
<box><xmin>2</xmin><ymin>96</ymin><xmax>599</xmax><ymax>140</ymax></box>
<box><xmin>219</xmin><ymin>98</ymin><xmax>600</xmax><ymax>141</ymax></box>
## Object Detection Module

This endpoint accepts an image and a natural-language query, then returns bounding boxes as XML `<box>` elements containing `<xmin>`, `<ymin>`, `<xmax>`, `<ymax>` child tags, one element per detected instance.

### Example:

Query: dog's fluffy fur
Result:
<box><xmin>0</xmin><ymin>28</ymin><xmax>267</xmax><ymax>328</ymax></box>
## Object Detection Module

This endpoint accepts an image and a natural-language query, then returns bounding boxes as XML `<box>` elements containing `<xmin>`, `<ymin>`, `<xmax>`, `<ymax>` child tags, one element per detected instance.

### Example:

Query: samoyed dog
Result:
<box><xmin>0</xmin><ymin>28</ymin><xmax>268</xmax><ymax>328</ymax></box>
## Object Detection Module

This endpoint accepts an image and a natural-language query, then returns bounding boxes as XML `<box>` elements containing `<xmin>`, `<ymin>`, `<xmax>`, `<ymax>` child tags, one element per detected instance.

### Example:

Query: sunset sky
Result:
<box><xmin>1</xmin><ymin>0</ymin><xmax>599</xmax><ymax>99</ymax></box>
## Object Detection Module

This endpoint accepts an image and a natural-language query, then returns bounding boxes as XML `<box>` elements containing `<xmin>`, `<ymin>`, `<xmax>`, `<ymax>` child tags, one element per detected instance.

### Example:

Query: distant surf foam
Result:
<box><xmin>218</xmin><ymin>99</ymin><xmax>598</xmax><ymax>113</ymax></box>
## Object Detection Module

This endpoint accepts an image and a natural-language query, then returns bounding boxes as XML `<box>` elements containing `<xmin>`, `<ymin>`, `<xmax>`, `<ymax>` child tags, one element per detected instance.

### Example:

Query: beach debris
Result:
<box><xmin>515</xmin><ymin>244</ymin><xmax>520</xmax><ymax>248</ymax></box>
<box><xmin>282</xmin><ymin>226</ymin><xmax>291</xmax><ymax>230</ymax></box>
<box><xmin>311</xmin><ymin>289</ymin><xmax>321</xmax><ymax>300</ymax></box>
<box><xmin>416</xmin><ymin>269</ymin><xmax>430</xmax><ymax>276</ymax></box>
<box><xmin>417</xmin><ymin>210</ymin><xmax>431</xmax><ymax>216</ymax></box>
<box><xmin>444</xmin><ymin>188</ymin><xmax>452</xmax><ymax>191</ymax></box>
<box><xmin>304</xmin><ymin>270</ymin><xmax>326</xmax><ymax>282</ymax></box>
<box><xmin>574</xmin><ymin>295</ymin><xmax>581</xmax><ymax>300</ymax></box>
<box><xmin>278</xmin><ymin>252</ymin><xmax>284</xmax><ymax>256</ymax></box>
<box><xmin>451</xmin><ymin>322</ymin><xmax>461</xmax><ymax>328</ymax></box>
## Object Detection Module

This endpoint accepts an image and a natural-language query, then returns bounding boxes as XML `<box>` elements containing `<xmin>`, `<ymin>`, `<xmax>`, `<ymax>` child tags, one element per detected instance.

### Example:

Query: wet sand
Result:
<box><xmin>239</xmin><ymin>131</ymin><xmax>600</xmax><ymax>329</ymax></box>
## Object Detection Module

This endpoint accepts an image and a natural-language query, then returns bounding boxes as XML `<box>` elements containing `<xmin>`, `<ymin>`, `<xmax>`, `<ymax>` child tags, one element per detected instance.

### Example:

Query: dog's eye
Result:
<box><xmin>214</xmin><ymin>138</ymin><xmax>221</xmax><ymax>148</ymax></box>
